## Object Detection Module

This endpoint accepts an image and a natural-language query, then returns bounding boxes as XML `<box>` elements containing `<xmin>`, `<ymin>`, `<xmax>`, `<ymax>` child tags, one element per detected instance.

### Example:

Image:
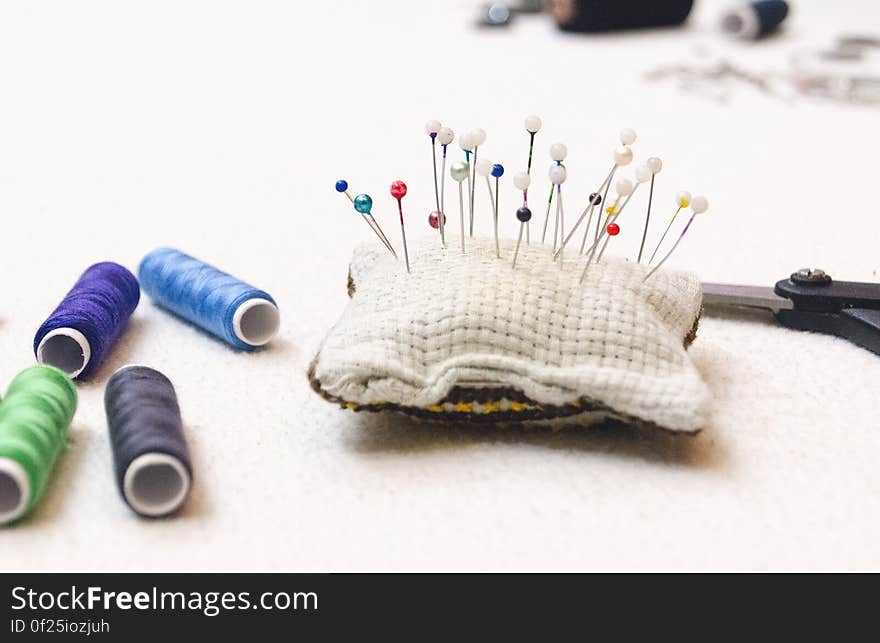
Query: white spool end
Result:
<box><xmin>36</xmin><ymin>327</ymin><xmax>91</xmax><ymax>378</ymax></box>
<box><xmin>721</xmin><ymin>5</ymin><xmax>760</xmax><ymax>40</ymax></box>
<box><xmin>0</xmin><ymin>458</ymin><xmax>30</xmax><ymax>526</ymax></box>
<box><xmin>233</xmin><ymin>298</ymin><xmax>280</xmax><ymax>347</ymax></box>
<box><xmin>123</xmin><ymin>452</ymin><xmax>191</xmax><ymax>518</ymax></box>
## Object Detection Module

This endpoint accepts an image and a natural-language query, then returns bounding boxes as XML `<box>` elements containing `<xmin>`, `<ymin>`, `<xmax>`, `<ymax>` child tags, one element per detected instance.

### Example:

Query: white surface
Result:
<box><xmin>1</xmin><ymin>0</ymin><xmax>879</xmax><ymax>570</ymax></box>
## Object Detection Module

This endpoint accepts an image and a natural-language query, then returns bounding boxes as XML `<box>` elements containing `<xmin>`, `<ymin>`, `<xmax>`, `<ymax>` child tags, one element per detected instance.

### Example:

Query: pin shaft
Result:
<box><xmin>637</xmin><ymin>174</ymin><xmax>655</xmax><ymax>263</ymax></box>
<box><xmin>648</xmin><ymin>206</ymin><xmax>683</xmax><ymax>264</ymax></box>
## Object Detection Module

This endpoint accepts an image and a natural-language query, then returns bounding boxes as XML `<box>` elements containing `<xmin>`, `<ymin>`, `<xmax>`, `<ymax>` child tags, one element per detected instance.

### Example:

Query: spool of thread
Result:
<box><xmin>721</xmin><ymin>1</ymin><xmax>789</xmax><ymax>40</ymax></box>
<box><xmin>549</xmin><ymin>0</ymin><xmax>694</xmax><ymax>33</ymax></box>
<box><xmin>0</xmin><ymin>365</ymin><xmax>77</xmax><ymax>526</ymax></box>
<box><xmin>105</xmin><ymin>365</ymin><xmax>192</xmax><ymax>517</ymax></box>
<box><xmin>33</xmin><ymin>262</ymin><xmax>140</xmax><ymax>379</ymax></box>
<box><xmin>138</xmin><ymin>247</ymin><xmax>280</xmax><ymax>350</ymax></box>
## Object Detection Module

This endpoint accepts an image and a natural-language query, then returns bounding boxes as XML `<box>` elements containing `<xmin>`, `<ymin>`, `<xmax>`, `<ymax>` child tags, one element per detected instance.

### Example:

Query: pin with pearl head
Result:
<box><xmin>468</xmin><ymin>128</ymin><xmax>487</xmax><ymax>236</ymax></box>
<box><xmin>512</xmin><ymin>205</ymin><xmax>532</xmax><ymax>269</ymax></box>
<box><xmin>513</xmin><ymin>171</ymin><xmax>531</xmax><ymax>244</ymax></box>
<box><xmin>450</xmin><ymin>161</ymin><xmax>469</xmax><ymax>253</ymax></box>
<box><xmin>523</xmin><ymin>115</ymin><xmax>541</xmax><ymax>201</ymax></box>
<box><xmin>340</xmin><ymin>181</ymin><xmax>397</xmax><ymax>257</ymax></box>
<box><xmin>592</xmin><ymin>130</ymin><xmax>636</xmax><ymax>245</ymax></box>
<box><xmin>437</xmin><ymin>126</ymin><xmax>454</xmax><ymax>247</ymax></box>
<box><xmin>648</xmin><ymin>190</ymin><xmax>692</xmax><ymax>265</ymax></box>
<box><xmin>390</xmin><ymin>181</ymin><xmax>411</xmax><ymax>274</ymax></box>
<box><xmin>637</xmin><ymin>157</ymin><xmax>662</xmax><ymax>263</ymax></box>
<box><xmin>491</xmin><ymin>163</ymin><xmax>505</xmax><ymax>258</ymax></box>
<box><xmin>540</xmin><ymin>142</ymin><xmax>567</xmax><ymax>247</ymax></box>
<box><xmin>644</xmin><ymin>196</ymin><xmax>709</xmax><ymax>282</ymax></box>
<box><xmin>459</xmin><ymin>131</ymin><xmax>476</xmax><ymax>236</ymax></box>
<box><xmin>549</xmin><ymin>163</ymin><xmax>568</xmax><ymax>261</ymax></box>
<box><xmin>425</xmin><ymin>120</ymin><xmax>444</xmax><ymax>246</ymax></box>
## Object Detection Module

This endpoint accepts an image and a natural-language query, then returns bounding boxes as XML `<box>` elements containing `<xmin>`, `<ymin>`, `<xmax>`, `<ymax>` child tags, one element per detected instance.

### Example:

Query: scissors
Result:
<box><xmin>702</xmin><ymin>268</ymin><xmax>880</xmax><ymax>356</ymax></box>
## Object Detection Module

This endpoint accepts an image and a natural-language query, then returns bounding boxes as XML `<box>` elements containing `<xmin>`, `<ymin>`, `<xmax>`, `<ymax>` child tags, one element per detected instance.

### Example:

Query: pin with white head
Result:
<box><xmin>548</xmin><ymin>162</ymin><xmax>568</xmax><ymax>261</ymax></box>
<box><xmin>425</xmin><ymin>120</ymin><xmax>445</xmax><ymax>246</ymax></box>
<box><xmin>513</xmin><ymin>170</ymin><xmax>531</xmax><ymax>244</ymax></box>
<box><xmin>476</xmin><ymin>156</ymin><xmax>495</xmax><ymax>251</ymax></box>
<box><xmin>648</xmin><ymin>190</ymin><xmax>692</xmax><ymax>265</ymax></box>
<box><xmin>450</xmin><ymin>161</ymin><xmax>469</xmax><ymax>253</ymax></box>
<box><xmin>390</xmin><ymin>181</ymin><xmax>411</xmax><ymax>273</ymax></box>
<box><xmin>438</xmin><ymin>127</ymin><xmax>454</xmax><ymax>244</ymax></box>
<box><xmin>637</xmin><ymin>157</ymin><xmax>662</xmax><ymax>263</ymax></box>
<box><xmin>523</xmin><ymin>115</ymin><xmax>541</xmax><ymax>200</ymax></box>
<box><xmin>459</xmin><ymin>131</ymin><xmax>476</xmax><ymax>236</ymax></box>
<box><xmin>644</xmin><ymin>196</ymin><xmax>709</xmax><ymax>281</ymax></box>
<box><xmin>540</xmin><ymin>142</ymin><xmax>567</xmax><ymax>247</ymax></box>
<box><xmin>339</xmin><ymin>180</ymin><xmax>396</xmax><ymax>257</ymax></box>
<box><xmin>591</xmin><ymin>130</ymin><xmax>636</xmax><ymax>244</ymax></box>
<box><xmin>468</xmin><ymin>128</ymin><xmax>487</xmax><ymax>236</ymax></box>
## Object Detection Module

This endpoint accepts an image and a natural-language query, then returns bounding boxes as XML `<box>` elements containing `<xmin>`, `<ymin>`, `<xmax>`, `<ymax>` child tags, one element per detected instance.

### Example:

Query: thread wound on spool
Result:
<box><xmin>105</xmin><ymin>365</ymin><xmax>192</xmax><ymax>517</ymax></box>
<box><xmin>34</xmin><ymin>262</ymin><xmax>140</xmax><ymax>379</ymax></box>
<box><xmin>0</xmin><ymin>365</ymin><xmax>77</xmax><ymax>525</ymax></box>
<box><xmin>138</xmin><ymin>247</ymin><xmax>279</xmax><ymax>350</ymax></box>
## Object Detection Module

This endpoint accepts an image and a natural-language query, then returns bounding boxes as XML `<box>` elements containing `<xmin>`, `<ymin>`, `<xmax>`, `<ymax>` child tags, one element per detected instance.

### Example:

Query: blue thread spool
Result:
<box><xmin>722</xmin><ymin>1</ymin><xmax>789</xmax><ymax>40</ymax></box>
<box><xmin>138</xmin><ymin>248</ymin><xmax>280</xmax><ymax>350</ymax></box>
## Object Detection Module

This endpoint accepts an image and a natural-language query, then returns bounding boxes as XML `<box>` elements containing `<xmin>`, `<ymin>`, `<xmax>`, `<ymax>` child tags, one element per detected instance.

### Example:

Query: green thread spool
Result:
<box><xmin>0</xmin><ymin>365</ymin><xmax>77</xmax><ymax>525</ymax></box>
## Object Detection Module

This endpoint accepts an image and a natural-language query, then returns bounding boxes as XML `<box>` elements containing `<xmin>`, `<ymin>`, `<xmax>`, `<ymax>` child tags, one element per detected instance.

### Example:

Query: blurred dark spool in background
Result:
<box><xmin>549</xmin><ymin>0</ymin><xmax>694</xmax><ymax>32</ymax></box>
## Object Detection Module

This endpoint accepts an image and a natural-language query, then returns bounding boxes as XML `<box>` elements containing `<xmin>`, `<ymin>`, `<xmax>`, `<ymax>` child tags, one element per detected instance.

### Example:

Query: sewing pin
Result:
<box><xmin>437</xmin><ymin>126</ymin><xmax>454</xmax><ymax>246</ymax></box>
<box><xmin>589</xmin><ymin>137</ymin><xmax>635</xmax><ymax>248</ymax></box>
<box><xmin>556</xmin><ymin>191</ymin><xmax>601</xmax><ymax>259</ymax></box>
<box><xmin>491</xmin><ymin>163</ymin><xmax>504</xmax><ymax>258</ymax></box>
<box><xmin>425</xmin><ymin>120</ymin><xmax>444</xmax><ymax>245</ymax></box>
<box><xmin>450</xmin><ymin>161</ymin><xmax>469</xmax><ymax>253</ymax></box>
<box><xmin>513</xmin><ymin>170</ymin><xmax>531</xmax><ymax>243</ymax></box>
<box><xmin>648</xmin><ymin>191</ymin><xmax>692</xmax><ymax>264</ymax></box>
<box><xmin>644</xmin><ymin>196</ymin><xmax>709</xmax><ymax>281</ymax></box>
<box><xmin>540</xmin><ymin>143</ymin><xmax>567</xmax><ymax>245</ymax></box>
<box><xmin>523</xmin><ymin>115</ymin><xmax>541</xmax><ymax>202</ymax></box>
<box><xmin>637</xmin><ymin>157</ymin><xmax>662</xmax><ymax>263</ymax></box>
<box><xmin>476</xmin><ymin>157</ymin><xmax>495</xmax><ymax>242</ymax></box>
<box><xmin>390</xmin><ymin>181</ymin><xmax>411</xmax><ymax>273</ymax></box>
<box><xmin>549</xmin><ymin>163</ymin><xmax>567</xmax><ymax>262</ymax></box>
<box><xmin>594</xmin><ymin>176</ymin><xmax>641</xmax><ymax>263</ymax></box>
<box><xmin>341</xmin><ymin>181</ymin><xmax>397</xmax><ymax>257</ymax></box>
<box><xmin>512</xmin><ymin>206</ymin><xmax>532</xmax><ymax>269</ymax></box>
<box><xmin>459</xmin><ymin>131</ymin><xmax>476</xmax><ymax>236</ymax></box>
<box><xmin>580</xmin><ymin>177</ymin><xmax>634</xmax><ymax>281</ymax></box>
<box><xmin>468</xmin><ymin>128</ymin><xmax>487</xmax><ymax>236</ymax></box>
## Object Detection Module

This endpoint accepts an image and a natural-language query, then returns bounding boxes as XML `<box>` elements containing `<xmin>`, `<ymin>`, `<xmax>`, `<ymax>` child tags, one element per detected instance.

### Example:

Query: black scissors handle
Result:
<box><xmin>773</xmin><ymin>269</ymin><xmax>880</xmax><ymax>356</ymax></box>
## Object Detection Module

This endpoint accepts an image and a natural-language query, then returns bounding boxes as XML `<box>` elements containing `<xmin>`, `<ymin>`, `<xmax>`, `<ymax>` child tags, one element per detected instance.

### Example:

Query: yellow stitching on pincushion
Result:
<box><xmin>427</xmin><ymin>405</ymin><xmax>444</xmax><ymax>412</ymax></box>
<box><xmin>482</xmin><ymin>401</ymin><xmax>501</xmax><ymax>414</ymax></box>
<box><xmin>346</xmin><ymin>402</ymin><xmax>358</xmax><ymax>410</ymax></box>
<box><xmin>509</xmin><ymin>401</ymin><xmax>526</xmax><ymax>412</ymax></box>
<box><xmin>454</xmin><ymin>402</ymin><xmax>473</xmax><ymax>413</ymax></box>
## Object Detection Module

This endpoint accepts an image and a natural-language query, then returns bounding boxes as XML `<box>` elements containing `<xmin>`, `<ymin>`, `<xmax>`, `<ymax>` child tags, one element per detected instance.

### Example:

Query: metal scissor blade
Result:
<box><xmin>701</xmin><ymin>282</ymin><xmax>794</xmax><ymax>312</ymax></box>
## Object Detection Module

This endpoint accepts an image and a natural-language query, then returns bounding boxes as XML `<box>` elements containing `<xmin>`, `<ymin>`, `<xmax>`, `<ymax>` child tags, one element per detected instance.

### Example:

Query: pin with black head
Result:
<box><xmin>513</xmin><ymin>171</ymin><xmax>531</xmax><ymax>244</ymax></box>
<box><xmin>390</xmin><ymin>181</ymin><xmax>411</xmax><ymax>273</ymax></box>
<box><xmin>425</xmin><ymin>120</ymin><xmax>445</xmax><ymax>246</ymax></box>
<box><xmin>339</xmin><ymin>180</ymin><xmax>396</xmax><ymax>257</ymax></box>
<box><xmin>512</xmin><ymin>205</ymin><xmax>532</xmax><ymax>269</ymax></box>
<box><xmin>644</xmin><ymin>196</ymin><xmax>709</xmax><ymax>281</ymax></box>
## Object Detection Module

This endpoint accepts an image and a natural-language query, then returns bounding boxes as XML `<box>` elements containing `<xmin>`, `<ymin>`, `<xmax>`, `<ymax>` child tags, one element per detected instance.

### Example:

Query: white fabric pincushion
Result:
<box><xmin>309</xmin><ymin>236</ymin><xmax>709</xmax><ymax>433</ymax></box>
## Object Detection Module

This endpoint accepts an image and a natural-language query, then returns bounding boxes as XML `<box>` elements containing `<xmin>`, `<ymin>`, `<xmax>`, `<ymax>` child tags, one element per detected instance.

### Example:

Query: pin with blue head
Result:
<box><xmin>347</xmin><ymin>189</ymin><xmax>397</xmax><ymax>258</ymax></box>
<box><xmin>491</xmin><ymin>163</ymin><xmax>504</xmax><ymax>258</ymax></box>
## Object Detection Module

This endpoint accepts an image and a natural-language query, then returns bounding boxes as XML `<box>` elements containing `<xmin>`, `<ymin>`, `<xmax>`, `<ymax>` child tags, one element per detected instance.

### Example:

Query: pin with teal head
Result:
<box><xmin>349</xmin><ymin>189</ymin><xmax>396</xmax><ymax>258</ymax></box>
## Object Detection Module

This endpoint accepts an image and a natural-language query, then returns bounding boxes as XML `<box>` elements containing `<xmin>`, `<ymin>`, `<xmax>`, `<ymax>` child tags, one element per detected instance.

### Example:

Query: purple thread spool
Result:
<box><xmin>34</xmin><ymin>262</ymin><xmax>140</xmax><ymax>379</ymax></box>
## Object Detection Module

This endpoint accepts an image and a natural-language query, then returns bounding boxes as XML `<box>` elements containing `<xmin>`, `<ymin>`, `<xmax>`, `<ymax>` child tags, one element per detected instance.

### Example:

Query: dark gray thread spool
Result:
<box><xmin>105</xmin><ymin>365</ymin><xmax>192</xmax><ymax>517</ymax></box>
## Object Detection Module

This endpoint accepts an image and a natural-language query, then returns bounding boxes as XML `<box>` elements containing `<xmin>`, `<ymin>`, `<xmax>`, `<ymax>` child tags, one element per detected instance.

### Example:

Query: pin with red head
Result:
<box><xmin>391</xmin><ymin>180</ymin><xmax>411</xmax><ymax>273</ymax></box>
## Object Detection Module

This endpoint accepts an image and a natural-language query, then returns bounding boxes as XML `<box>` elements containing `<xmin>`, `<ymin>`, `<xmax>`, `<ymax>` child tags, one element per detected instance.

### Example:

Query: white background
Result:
<box><xmin>1</xmin><ymin>0</ymin><xmax>879</xmax><ymax>570</ymax></box>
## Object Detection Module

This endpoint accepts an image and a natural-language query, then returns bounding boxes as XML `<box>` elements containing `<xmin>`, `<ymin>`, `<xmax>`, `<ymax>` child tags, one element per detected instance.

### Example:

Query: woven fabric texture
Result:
<box><xmin>311</xmin><ymin>236</ymin><xmax>709</xmax><ymax>433</ymax></box>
